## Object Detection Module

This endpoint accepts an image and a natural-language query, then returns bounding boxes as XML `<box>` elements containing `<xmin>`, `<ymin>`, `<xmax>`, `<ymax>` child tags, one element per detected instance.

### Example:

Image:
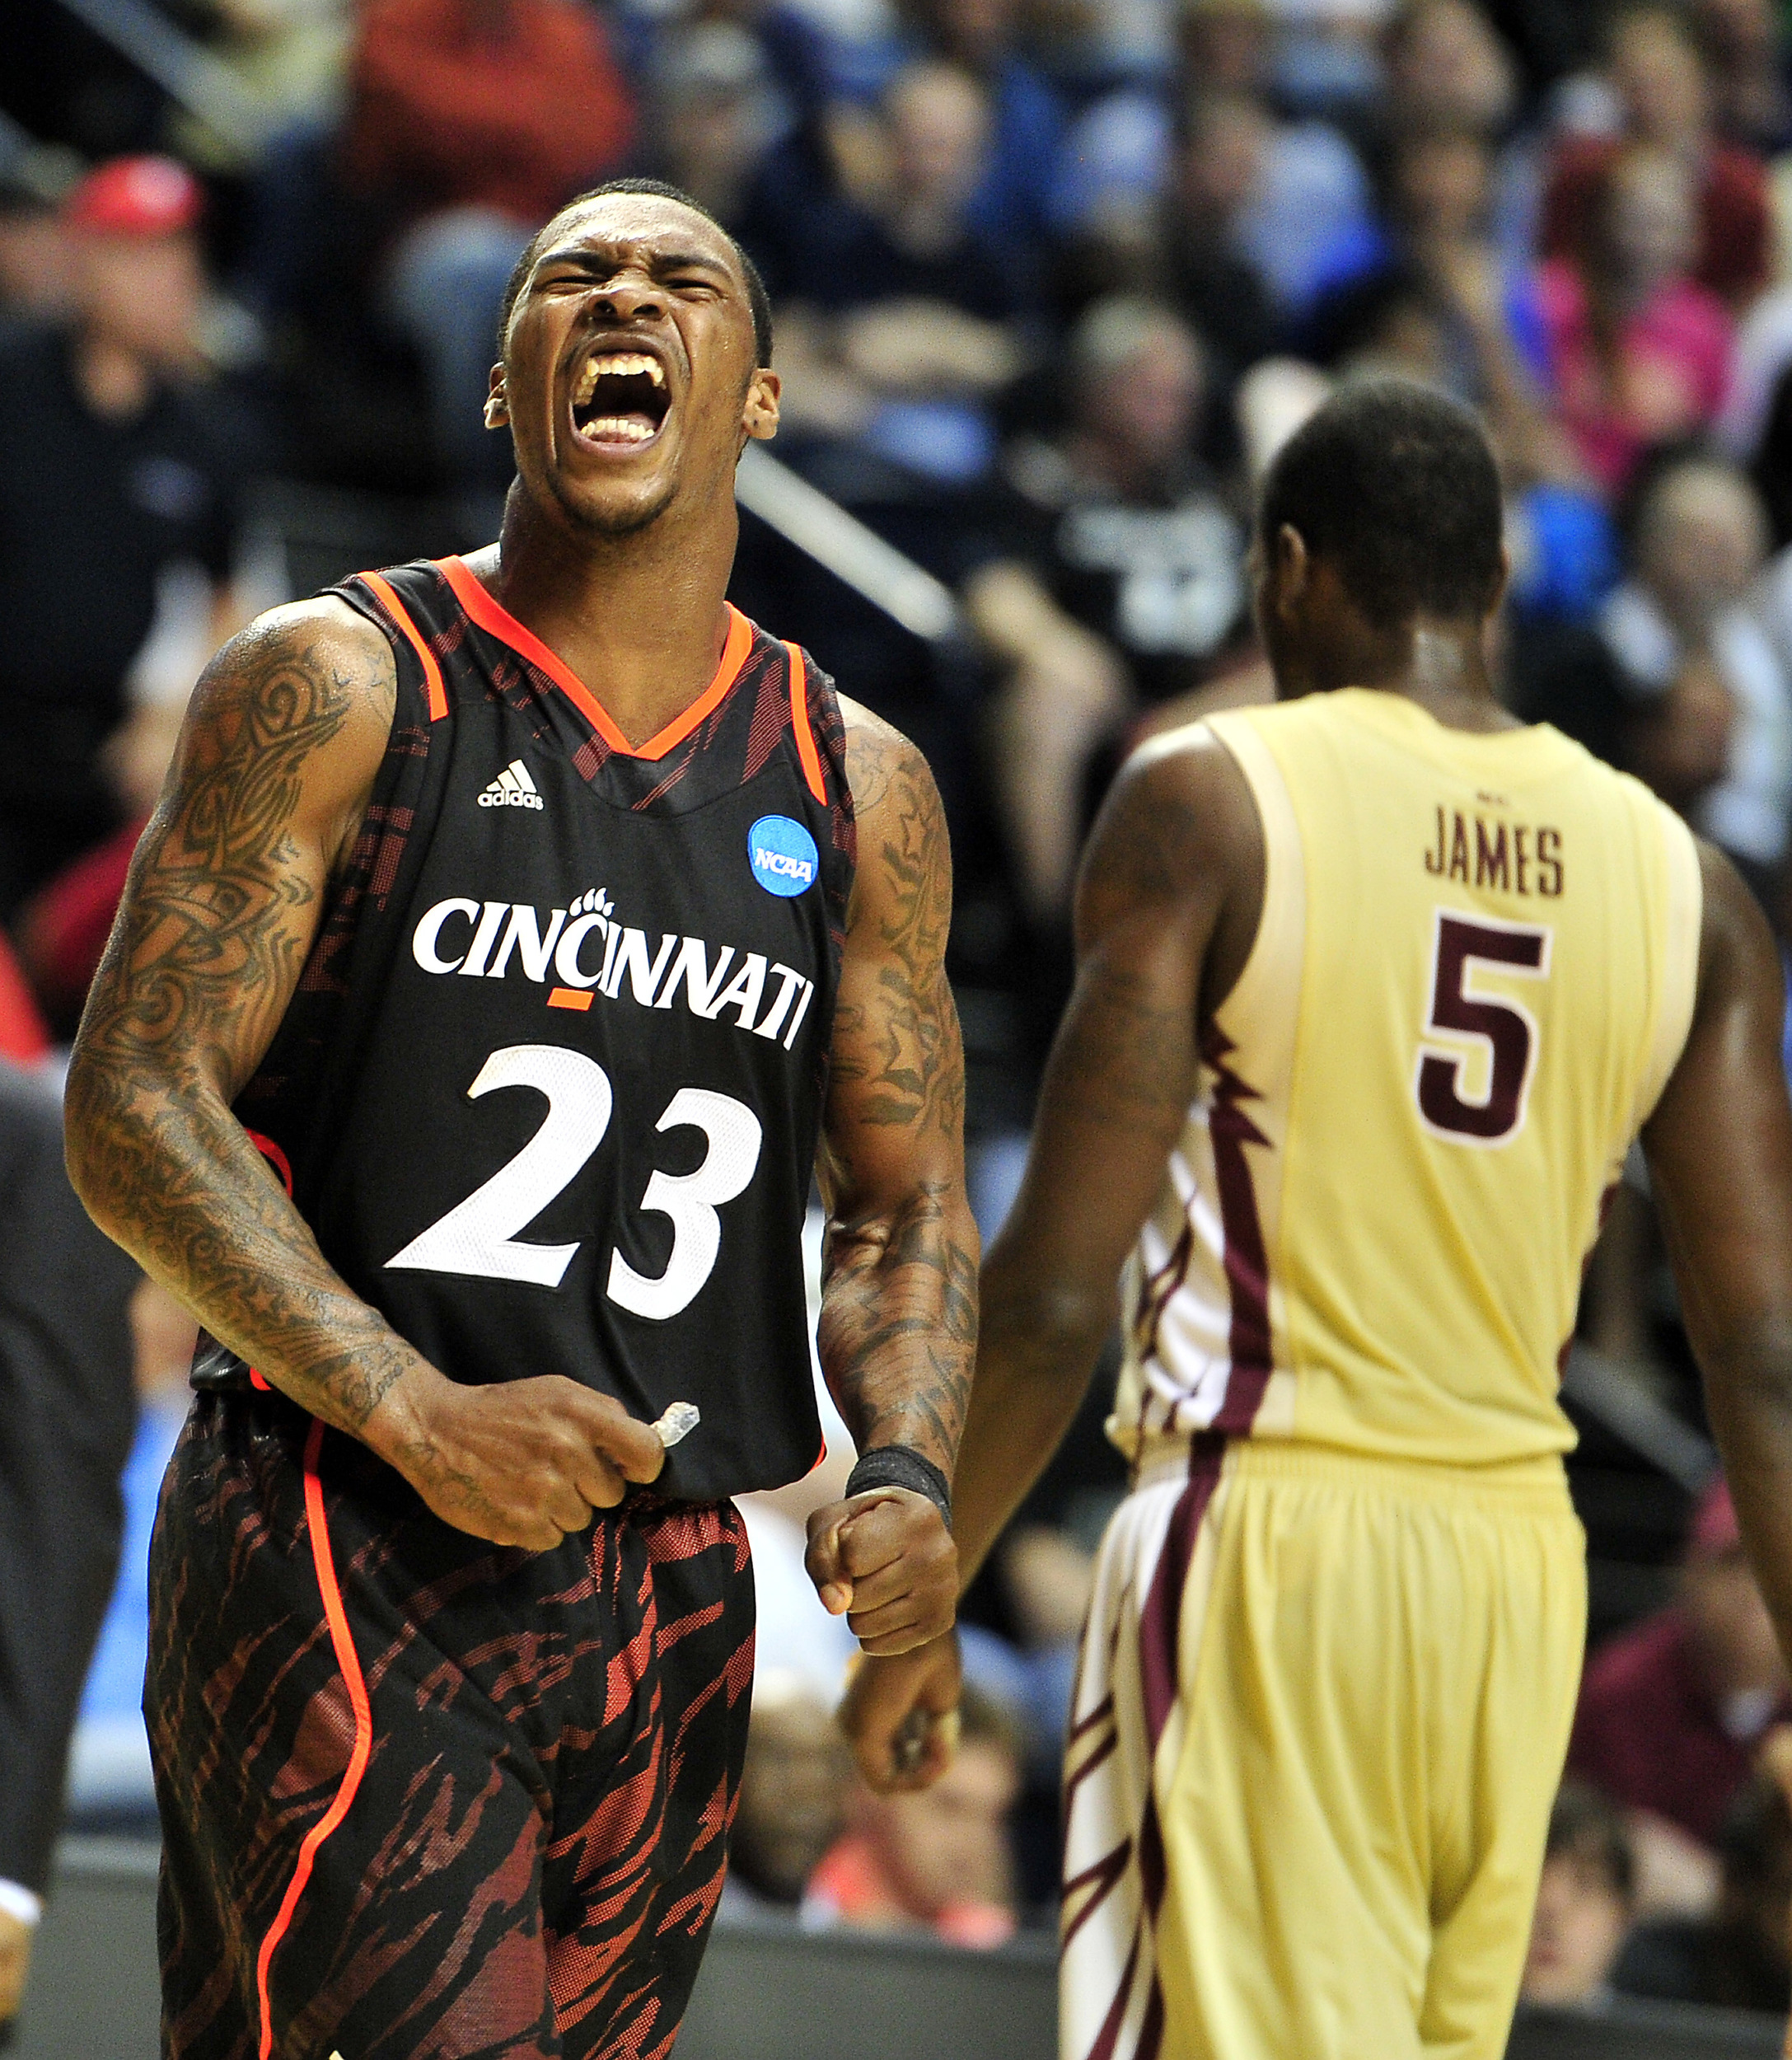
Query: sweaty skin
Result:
<box><xmin>65</xmin><ymin>191</ymin><xmax>971</xmax><ymax>1657</ymax></box>
<box><xmin>841</xmin><ymin>522</ymin><xmax>1792</xmax><ymax>1790</ymax></box>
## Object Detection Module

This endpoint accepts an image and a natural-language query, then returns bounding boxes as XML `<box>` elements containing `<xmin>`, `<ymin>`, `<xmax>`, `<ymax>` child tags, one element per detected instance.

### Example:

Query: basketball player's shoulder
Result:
<box><xmin>1081</xmin><ymin>716</ymin><xmax>1261</xmax><ymax>916</ymax></box>
<box><xmin>196</xmin><ymin>594</ymin><xmax>396</xmax><ymax>731</ymax></box>
<box><xmin>178</xmin><ymin>595</ymin><xmax>399</xmax><ymax>822</ymax></box>
<box><xmin>836</xmin><ymin>694</ymin><xmax>944</xmax><ymax>835</ymax></box>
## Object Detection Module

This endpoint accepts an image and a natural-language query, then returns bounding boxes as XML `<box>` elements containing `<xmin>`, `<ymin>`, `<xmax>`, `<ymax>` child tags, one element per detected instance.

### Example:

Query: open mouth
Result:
<box><xmin>569</xmin><ymin>349</ymin><xmax>671</xmax><ymax>447</ymax></box>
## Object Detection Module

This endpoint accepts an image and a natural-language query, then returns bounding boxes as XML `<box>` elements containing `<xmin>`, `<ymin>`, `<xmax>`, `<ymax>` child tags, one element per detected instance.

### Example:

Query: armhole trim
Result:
<box><xmin>1200</xmin><ymin>711</ymin><xmax>1305</xmax><ymax>1038</ymax></box>
<box><xmin>358</xmin><ymin>571</ymin><xmax>449</xmax><ymax>722</ymax></box>
<box><xmin>1634</xmin><ymin>806</ymin><xmax>1705</xmax><ymax>1129</ymax></box>
<box><xmin>785</xmin><ymin>641</ymin><xmax>826</xmax><ymax>805</ymax></box>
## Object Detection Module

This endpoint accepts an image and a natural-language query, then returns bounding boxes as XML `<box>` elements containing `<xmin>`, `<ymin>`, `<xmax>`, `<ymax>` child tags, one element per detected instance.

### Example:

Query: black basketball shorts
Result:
<box><xmin>147</xmin><ymin>1389</ymin><xmax>755</xmax><ymax>2060</ymax></box>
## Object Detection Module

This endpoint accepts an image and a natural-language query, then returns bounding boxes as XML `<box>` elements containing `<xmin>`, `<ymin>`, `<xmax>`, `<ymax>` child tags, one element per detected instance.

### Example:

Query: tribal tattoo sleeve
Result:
<box><xmin>63</xmin><ymin>602</ymin><xmax>422</xmax><ymax>1438</ymax></box>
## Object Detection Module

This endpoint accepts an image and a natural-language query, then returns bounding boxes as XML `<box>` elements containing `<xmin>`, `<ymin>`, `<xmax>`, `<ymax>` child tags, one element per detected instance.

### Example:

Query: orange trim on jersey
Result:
<box><xmin>437</xmin><ymin>555</ymin><xmax>753</xmax><ymax>761</ymax></box>
<box><xmin>784</xmin><ymin>641</ymin><xmax>826</xmax><ymax>805</ymax></box>
<box><xmin>245</xmin><ymin>1128</ymin><xmax>293</xmax><ymax>1196</ymax></box>
<box><xmin>253</xmin><ymin>1418</ymin><xmax>375</xmax><ymax>2060</ymax></box>
<box><xmin>358</xmin><ymin>571</ymin><xmax>449</xmax><ymax>722</ymax></box>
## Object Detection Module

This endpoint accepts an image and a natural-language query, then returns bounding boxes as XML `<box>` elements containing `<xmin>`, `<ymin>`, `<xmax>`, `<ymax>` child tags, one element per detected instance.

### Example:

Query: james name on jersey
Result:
<box><xmin>410</xmin><ymin>886</ymin><xmax>817</xmax><ymax>1050</ymax></box>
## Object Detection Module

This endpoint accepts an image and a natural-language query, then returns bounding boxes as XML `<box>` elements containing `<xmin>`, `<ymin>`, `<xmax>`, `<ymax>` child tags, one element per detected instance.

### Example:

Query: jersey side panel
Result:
<box><xmin>1259</xmin><ymin>694</ymin><xmax>1677</xmax><ymax>1468</ymax></box>
<box><xmin>1631</xmin><ymin>803</ymin><xmax>1703</xmax><ymax>1130</ymax></box>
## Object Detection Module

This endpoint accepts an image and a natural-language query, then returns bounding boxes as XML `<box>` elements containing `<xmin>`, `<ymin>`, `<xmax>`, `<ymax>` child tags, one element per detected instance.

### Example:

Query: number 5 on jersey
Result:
<box><xmin>386</xmin><ymin>1043</ymin><xmax>762</xmax><ymax>1317</ymax></box>
<box><xmin>1414</xmin><ymin>910</ymin><xmax>1552</xmax><ymax>1147</ymax></box>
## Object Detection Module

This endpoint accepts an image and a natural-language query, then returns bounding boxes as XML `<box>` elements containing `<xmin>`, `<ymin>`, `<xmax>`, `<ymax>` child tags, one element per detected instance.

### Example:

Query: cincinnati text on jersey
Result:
<box><xmin>409</xmin><ymin>889</ymin><xmax>817</xmax><ymax>1049</ymax></box>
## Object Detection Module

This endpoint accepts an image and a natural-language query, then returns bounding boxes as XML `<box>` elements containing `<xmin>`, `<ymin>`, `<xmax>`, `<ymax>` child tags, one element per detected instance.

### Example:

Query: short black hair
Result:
<box><xmin>497</xmin><ymin>178</ymin><xmax>774</xmax><ymax>368</ymax></box>
<box><xmin>1258</xmin><ymin>380</ymin><xmax>1504</xmax><ymax>631</ymax></box>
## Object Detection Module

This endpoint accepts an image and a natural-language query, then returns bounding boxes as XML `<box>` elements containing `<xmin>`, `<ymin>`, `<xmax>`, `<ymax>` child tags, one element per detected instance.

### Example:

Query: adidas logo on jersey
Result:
<box><xmin>409</xmin><ymin>887</ymin><xmax>818</xmax><ymax>1051</ymax></box>
<box><xmin>478</xmin><ymin>759</ymin><xmax>545</xmax><ymax>810</ymax></box>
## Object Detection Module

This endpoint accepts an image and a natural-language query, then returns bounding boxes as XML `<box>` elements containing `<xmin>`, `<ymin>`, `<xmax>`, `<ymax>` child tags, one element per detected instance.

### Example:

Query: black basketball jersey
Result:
<box><xmin>197</xmin><ymin>555</ymin><xmax>856</xmax><ymax>1502</ymax></box>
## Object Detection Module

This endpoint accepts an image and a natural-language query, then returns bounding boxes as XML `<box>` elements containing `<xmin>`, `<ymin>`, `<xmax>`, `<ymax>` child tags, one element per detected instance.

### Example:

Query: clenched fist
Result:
<box><xmin>804</xmin><ymin>1486</ymin><xmax>957</xmax><ymax>1655</ymax></box>
<box><xmin>839</xmin><ymin>1631</ymin><xmax>963</xmax><ymax>1791</ymax></box>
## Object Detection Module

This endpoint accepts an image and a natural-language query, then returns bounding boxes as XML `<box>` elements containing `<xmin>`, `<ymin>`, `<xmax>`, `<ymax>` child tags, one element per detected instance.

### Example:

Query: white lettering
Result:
<box><xmin>488</xmin><ymin>905</ymin><xmax>567</xmax><ymax>981</ymax></box>
<box><xmin>414</xmin><ymin>892</ymin><xmax>816</xmax><ymax>1050</ymax></box>
<box><xmin>412</xmin><ymin>897</ymin><xmax>481</xmax><ymax>975</ymax></box>
<box><xmin>605</xmin><ymin>929</ymin><xmax>680</xmax><ymax>1004</ymax></box>
<box><xmin>460</xmin><ymin>900</ymin><xmax>512</xmax><ymax>978</ymax></box>
<box><xmin>782</xmin><ymin>976</ymin><xmax>816</xmax><ymax>1051</ymax></box>
<box><xmin>754</xmin><ymin>846</ymin><xmax>815</xmax><ymax>885</ymax></box>
<box><xmin>713</xmin><ymin>952</ymin><xmax>767</xmax><ymax>1029</ymax></box>
<box><xmin>554</xmin><ymin>913</ymin><xmax>609</xmax><ymax>989</ymax></box>
<box><xmin>753</xmin><ymin>962</ymin><xmax>807</xmax><ymax>1042</ymax></box>
<box><xmin>657</xmin><ymin>938</ymin><xmax>737</xmax><ymax>1017</ymax></box>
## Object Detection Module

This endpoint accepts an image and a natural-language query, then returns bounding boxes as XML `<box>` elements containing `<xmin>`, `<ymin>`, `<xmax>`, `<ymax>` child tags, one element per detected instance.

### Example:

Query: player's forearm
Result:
<box><xmin>1701</xmin><ymin>1321</ymin><xmax>1792</xmax><ymax>1669</ymax></box>
<box><xmin>817</xmin><ymin>1180</ymin><xmax>979</xmax><ymax>1476</ymax></box>
<box><xmin>64</xmin><ymin>1053</ymin><xmax>427</xmax><ymax>1444</ymax></box>
<box><xmin>949</xmin><ymin>1248</ymin><xmax>1113</xmax><ymax>1586</ymax></box>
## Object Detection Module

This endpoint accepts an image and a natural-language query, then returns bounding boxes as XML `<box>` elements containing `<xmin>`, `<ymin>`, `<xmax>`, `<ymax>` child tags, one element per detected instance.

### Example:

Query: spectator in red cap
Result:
<box><xmin>1567</xmin><ymin>1477</ymin><xmax>1792</xmax><ymax>1918</ymax></box>
<box><xmin>0</xmin><ymin>154</ymin><xmax>255</xmax><ymax>925</ymax></box>
<box><xmin>343</xmin><ymin>0</ymin><xmax>635</xmax><ymax>522</ymax></box>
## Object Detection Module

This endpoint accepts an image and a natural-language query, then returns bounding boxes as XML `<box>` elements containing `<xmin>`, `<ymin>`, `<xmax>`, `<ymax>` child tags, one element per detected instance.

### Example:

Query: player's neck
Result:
<box><xmin>1392</xmin><ymin>623</ymin><xmax>1520</xmax><ymax>734</ymax></box>
<box><xmin>1316</xmin><ymin>617</ymin><xmax>1518</xmax><ymax>735</ymax></box>
<box><xmin>478</xmin><ymin>489</ymin><xmax>740</xmax><ymax>750</ymax></box>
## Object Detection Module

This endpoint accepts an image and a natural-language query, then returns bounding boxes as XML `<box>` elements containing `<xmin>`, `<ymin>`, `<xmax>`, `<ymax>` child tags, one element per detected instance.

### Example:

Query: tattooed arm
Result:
<box><xmin>840</xmin><ymin>724</ymin><xmax>1266</xmax><ymax>1783</ymax></box>
<box><xmin>802</xmin><ymin>701</ymin><xmax>977</xmax><ymax>1656</ymax></box>
<box><xmin>64</xmin><ymin>602</ymin><xmax>664</xmax><ymax>1549</ymax></box>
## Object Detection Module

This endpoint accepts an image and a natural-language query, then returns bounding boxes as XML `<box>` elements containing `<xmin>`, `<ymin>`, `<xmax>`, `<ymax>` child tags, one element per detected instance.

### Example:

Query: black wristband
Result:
<box><xmin>845</xmin><ymin>1446</ymin><xmax>952</xmax><ymax>1530</ymax></box>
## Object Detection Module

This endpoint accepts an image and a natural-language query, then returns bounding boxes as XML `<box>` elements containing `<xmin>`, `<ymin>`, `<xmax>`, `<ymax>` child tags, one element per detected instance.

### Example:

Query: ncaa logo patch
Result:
<box><xmin>748</xmin><ymin>815</ymin><xmax>819</xmax><ymax>897</ymax></box>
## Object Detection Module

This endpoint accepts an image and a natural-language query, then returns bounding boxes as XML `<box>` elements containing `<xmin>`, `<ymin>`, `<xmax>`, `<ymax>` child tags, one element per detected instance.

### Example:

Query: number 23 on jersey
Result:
<box><xmin>386</xmin><ymin>1043</ymin><xmax>763</xmax><ymax>1319</ymax></box>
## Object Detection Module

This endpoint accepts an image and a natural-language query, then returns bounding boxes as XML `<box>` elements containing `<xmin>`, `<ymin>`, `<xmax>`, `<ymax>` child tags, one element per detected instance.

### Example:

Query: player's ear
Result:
<box><xmin>484</xmin><ymin>364</ymin><xmax>510</xmax><ymax>430</ymax></box>
<box><xmin>742</xmin><ymin>368</ymin><xmax>781</xmax><ymax>444</ymax></box>
<box><xmin>1273</xmin><ymin>522</ymin><xmax>1308</xmax><ymax>610</ymax></box>
<box><xmin>1487</xmin><ymin>541</ymin><xmax>1512</xmax><ymax>621</ymax></box>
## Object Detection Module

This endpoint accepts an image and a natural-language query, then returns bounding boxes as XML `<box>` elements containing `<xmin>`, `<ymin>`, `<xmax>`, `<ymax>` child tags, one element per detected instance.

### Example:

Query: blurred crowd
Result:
<box><xmin>17</xmin><ymin>0</ymin><xmax>1792</xmax><ymax>2010</ymax></box>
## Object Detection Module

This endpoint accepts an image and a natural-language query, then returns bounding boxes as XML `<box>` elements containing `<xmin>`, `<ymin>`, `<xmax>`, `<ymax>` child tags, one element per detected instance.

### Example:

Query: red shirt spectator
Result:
<box><xmin>1538</xmin><ymin>258</ymin><xmax>1732</xmax><ymax>493</ymax></box>
<box><xmin>1542</xmin><ymin>135</ymin><xmax>1768</xmax><ymax>308</ymax></box>
<box><xmin>16</xmin><ymin>815</ymin><xmax>146</xmax><ymax>1039</ymax></box>
<box><xmin>1568</xmin><ymin>1482</ymin><xmax>1792</xmax><ymax>1850</ymax></box>
<box><xmin>0</xmin><ymin>934</ymin><xmax>50</xmax><ymax>1066</ymax></box>
<box><xmin>1537</xmin><ymin>144</ymin><xmax>1734</xmax><ymax>494</ymax></box>
<box><xmin>804</xmin><ymin>1833</ymin><xmax>1016</xmax><ymax>1949</ymax></box>
<box><xmin>1541</xmin><ymin>6</ymin><xmax>1770</xmax><ymax>308</ymax></box>
<box><xmin>345</xmin><ymin>0</ymin><xmax>634</xmax><ymax>228</ymax></box>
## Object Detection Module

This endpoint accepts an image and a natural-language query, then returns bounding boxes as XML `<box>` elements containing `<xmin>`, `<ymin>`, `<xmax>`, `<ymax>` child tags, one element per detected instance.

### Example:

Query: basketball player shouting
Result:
<box><xmin>65</xmin><ymin>179</ymin><xmax>975</xmax><ymax>2060</ymax></box>
<box><xmin>845</xmin><ymin>385</ymin><xmax>1792</xmax><ymax>2059</ymax></box>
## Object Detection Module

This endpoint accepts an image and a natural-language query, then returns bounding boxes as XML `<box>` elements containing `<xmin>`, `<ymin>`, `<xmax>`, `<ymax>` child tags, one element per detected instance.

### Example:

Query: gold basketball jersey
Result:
<box><xmin>1111</xmin><ymin>688</ymin><xmax>1702</xmax><ymax>1472</ymax></box>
